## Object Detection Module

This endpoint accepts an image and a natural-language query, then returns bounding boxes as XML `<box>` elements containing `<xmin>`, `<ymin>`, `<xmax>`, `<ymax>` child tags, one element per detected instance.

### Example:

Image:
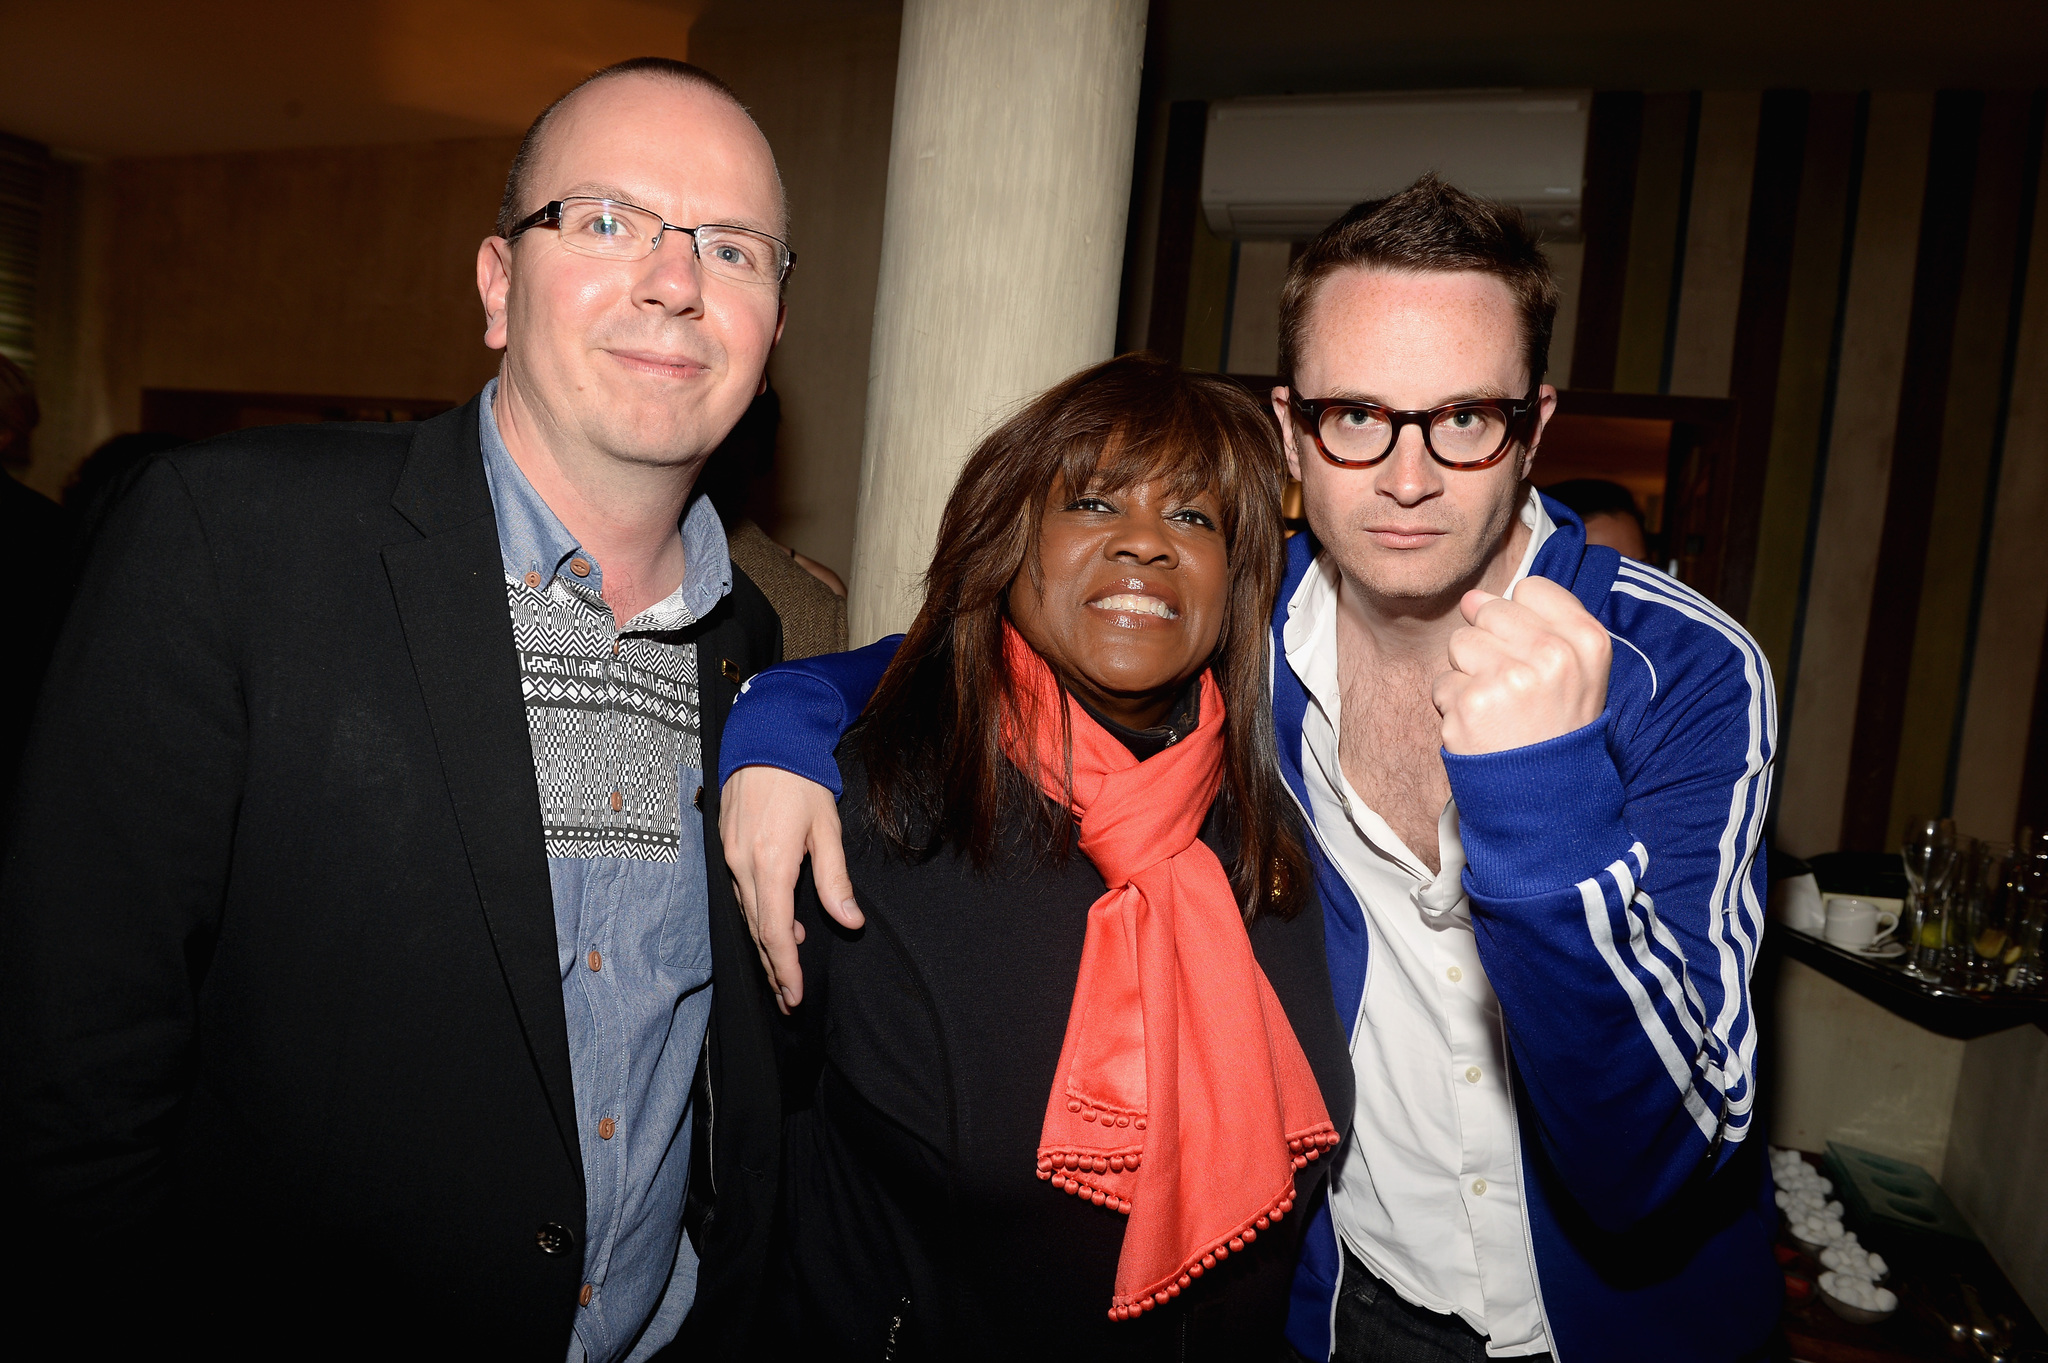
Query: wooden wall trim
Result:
<box><xmin>1144</xmin><ymin>100</ymin><xmax>1208</xmax><ymax>365</ymax></box>
<box><xmin>1946</xmin><ymin>95</ymin><xmax>2045</xmax><ymax>814</ymax></box>
<box><xmin>1885</xmin><ymin>92</ymin><xmax>2038</xmax><ymax>837</ymax></box>
<box><xmin>1657</xmin><ymin>91</ymin><xmax>1704</xmax><ymax>393</ymax></box>
<box><xmin>1840</xmin><ymin>91</ymin><xmax>1987</xmax><ymax>851</ymax></box>
<box><xmin>1668</xmin><ymin>92</ymin><xmax>1763</xmax><ymax>399</ymax></box>
<box><xmin>1719</xmin><ymin>90</ymin><xmax>1811</xmax><ymax>622</ymax></box>
<box><xmin>1613</xmin><ymin>94</ymin><xmax>1695</xmax><ymax>393</ymax></box>
<box><xmin>1774</xmin><ymin>92</ymin><xmax>1934</xmax><ymax>858</ymax></box>
<box><xmin>1955</xmin><ymin>95</ymin><xmax>2048</xmax><ymax>840</ymax></box>
<box><xmin>1748</xmin><ymin>93</ymin><xmax>1865</xmax><ymax>725</ymax></box>
<box><xmin>1570</xmin><ymin>91</ymin><xmax>1644</xmax><ymax>391</ymax></box>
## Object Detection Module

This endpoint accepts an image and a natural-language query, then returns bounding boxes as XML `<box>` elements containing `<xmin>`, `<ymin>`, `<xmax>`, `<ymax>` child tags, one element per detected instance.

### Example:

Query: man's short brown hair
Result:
<box><xmin>494</xmin><ymin>57</ymin><xmax>764</xmax><ymax>239</ymax></box>
<box><xmin>1276</xmin><ymin>173</ymin><xmax>1559</xmax><ymax>393</ymax></box>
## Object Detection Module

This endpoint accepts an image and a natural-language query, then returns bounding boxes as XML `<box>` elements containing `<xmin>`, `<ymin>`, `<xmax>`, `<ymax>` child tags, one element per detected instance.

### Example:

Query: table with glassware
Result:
<box><xmin>1770</xmin><ymin>823</ymin><xmax>2048</xmax><ymax>1041</ymax></box>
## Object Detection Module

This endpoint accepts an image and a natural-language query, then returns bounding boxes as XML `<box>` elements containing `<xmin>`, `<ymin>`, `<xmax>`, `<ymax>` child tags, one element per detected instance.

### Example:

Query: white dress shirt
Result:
<box><xmin>1284</xmin><ymin>494</ymin><xmax>1555</xmax><ymax>1357</ymax></box>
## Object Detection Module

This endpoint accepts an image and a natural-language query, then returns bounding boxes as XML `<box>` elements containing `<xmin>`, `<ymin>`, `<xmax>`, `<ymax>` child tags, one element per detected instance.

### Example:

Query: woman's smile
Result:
<box><xmin>1009</xmin><ymin>476</ymin><xmax>1227</xmax><ymax>730</ymax></box>
<box><xmin>1087</xmin><ymin>580</ymin><xmax>1182</xmax><ymax>623</ymax></box>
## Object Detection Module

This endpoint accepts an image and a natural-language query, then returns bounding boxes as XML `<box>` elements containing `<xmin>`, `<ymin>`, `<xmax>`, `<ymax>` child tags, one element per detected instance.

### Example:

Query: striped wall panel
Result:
<box><xmin>0</xmin><ymin>131</ymin><xmax>46</xmax><ymax>372</ymax></box>
<box><xmin>1574</xmin><ymin>89</ymin><xmax>2048</xmax><ymax>855</ymax></box>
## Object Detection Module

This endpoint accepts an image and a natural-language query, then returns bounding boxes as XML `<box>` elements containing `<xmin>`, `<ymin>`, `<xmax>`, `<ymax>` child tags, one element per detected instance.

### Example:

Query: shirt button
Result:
<box><xmin>524</xmin><ymin>570</ymin><xmax>541</xmax><ymax>588</ymax></box>
<box><xmin>1446</xmin><ymin>966</ymin><xmax>1463</xmax><ymax>983</ymax></box>
<box><xmin>587</xmin><ymin>949</ymin><xmax>602</xmax><ymax>972</ymax></box>
<box><xmin>569</xmin><ymin>557</ymin><xmax>592</xmax><ymax>578</ymax></box>
<box><xmin>692</xmin><ymin>784</ymin><xmax>704</xmax><ymax>810</ymax></box>
<box><xmin>579</xmin><ymin>1284</ymin><xmax>593</xmax><ymax>1307</ymax></box>
<box><xmin>609</xmin><ymin>790</ymin><xmax>623</xmax><ymax>812</ymax></box>
<box><xmin>1465</xmin><ymin>1066</ymin><xmax>1482</xmax><ymax>1084</ymax></box>
<box><xmin>1472</xmin><ymin>1178</ymin><xmax>1488</xmax><ymax>1196</ymax></box>
<box><xmin>598</xmin><ymin>1117</ymin><xmax>616</xmax><ymax>1140</ymax></box>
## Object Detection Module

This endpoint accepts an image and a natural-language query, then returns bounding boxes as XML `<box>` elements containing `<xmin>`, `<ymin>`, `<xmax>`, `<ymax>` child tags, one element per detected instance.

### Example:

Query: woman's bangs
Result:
<box><xmin>1067</xmin><ymin>415</ymin><xmax>1244</xmax><ymax>536</ymax></box>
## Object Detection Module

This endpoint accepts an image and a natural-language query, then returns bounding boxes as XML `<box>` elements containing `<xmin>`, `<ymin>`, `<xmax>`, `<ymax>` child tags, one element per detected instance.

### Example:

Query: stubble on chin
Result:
<box><xmin>1322</xmin><ymin>497</ymin><xmax>1522</xmax><ymax>615</ymax></box>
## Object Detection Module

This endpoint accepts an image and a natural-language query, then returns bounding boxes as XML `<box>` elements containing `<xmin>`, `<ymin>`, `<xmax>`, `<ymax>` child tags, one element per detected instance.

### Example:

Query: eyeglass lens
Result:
<box><xmin>554</xmin><ymin>199</ymin><xmax>788</xmax><ymax>285</ymax></box>
<box><xmin>1319</xmin><ymin>404</ymin><xmax>1512</xmax><ymax>466</ymax></box>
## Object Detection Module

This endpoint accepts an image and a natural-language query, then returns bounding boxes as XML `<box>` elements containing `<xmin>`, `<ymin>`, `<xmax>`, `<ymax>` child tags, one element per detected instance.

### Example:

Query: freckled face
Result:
<box><xmin>1007</xmin><ymin>473</ymin><xmax>1229</xmax><ymax>730</ymax></box>
<box><xmin>1277</xmin><ymin>266</ymin><xmax>1556</xmax><ymax>609</ymax></box>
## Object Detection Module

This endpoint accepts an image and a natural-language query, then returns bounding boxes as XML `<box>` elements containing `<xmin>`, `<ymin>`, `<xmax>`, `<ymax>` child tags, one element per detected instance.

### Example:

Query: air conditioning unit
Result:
<box><xmin>1200</xmin><ymin>91</ymin><xmax>1591</xmax><ymax>242</ymax></box>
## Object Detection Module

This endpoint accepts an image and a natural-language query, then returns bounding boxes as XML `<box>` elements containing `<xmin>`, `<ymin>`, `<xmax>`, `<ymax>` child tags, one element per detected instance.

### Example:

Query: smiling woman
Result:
<box><xmin>769</xmin><ymin>353</ymin><xmax>1354</xmax><ymax>1359</ymax></box>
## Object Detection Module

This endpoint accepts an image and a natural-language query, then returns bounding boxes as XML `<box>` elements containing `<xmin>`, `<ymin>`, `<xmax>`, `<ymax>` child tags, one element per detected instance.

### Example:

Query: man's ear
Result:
<box><xmin>1272</xmin><ymin>387</ymin><xmax>1303</xmax><ymax>483</ymax></box>
<box><xmin>1521</xmin><ymin>382</ymin><xmax>1560</xmax><ymax>480</ymax></box>
<box><xmin>478</xmin><ymin>236</ymin><xmax>514</xmax><ymax>352</ymax></box>
<box><xmin>758</xmin><ymin>300</ymin><xmax>788</xmax><ymax>397</ymax></box>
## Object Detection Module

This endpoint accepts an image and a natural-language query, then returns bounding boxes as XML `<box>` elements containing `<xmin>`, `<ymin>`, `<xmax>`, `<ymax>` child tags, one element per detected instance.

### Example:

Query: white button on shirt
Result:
<box><xmin>1285</xmin><ymin>494</ymin><xmax>1556</xmax><ymax>1358</ymax></box>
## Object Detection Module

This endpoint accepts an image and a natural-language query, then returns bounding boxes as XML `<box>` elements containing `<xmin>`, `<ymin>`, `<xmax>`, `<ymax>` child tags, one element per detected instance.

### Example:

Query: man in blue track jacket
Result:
<box><xmin>715</xmin><ymin>176</ymin><xmax>1781</xmax><ymax>1362</ymax></box>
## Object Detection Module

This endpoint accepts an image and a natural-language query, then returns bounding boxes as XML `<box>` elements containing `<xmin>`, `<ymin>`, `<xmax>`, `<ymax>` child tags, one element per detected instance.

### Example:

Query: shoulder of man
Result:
<box><xmin>1588</xmin><ymin>553</ymin><xmax>1775</xmax><ymax>753</ymax></box>
<box><xmin>718</xmin><ymin>561</ymin><xmax>786</xmax><ymax>674</ymax></box>
<box><xmin>160</xmin><ymin>416</ymin><xmax>424</xmax><ymax>512</ymax></box>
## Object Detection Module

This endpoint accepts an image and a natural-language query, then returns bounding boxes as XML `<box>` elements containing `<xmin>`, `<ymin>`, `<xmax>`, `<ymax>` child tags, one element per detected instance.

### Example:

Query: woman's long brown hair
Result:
<box><xmin>850</xmin><ymin>352</ymin><xmax>1312</xmax><ymax>921</ymax></box>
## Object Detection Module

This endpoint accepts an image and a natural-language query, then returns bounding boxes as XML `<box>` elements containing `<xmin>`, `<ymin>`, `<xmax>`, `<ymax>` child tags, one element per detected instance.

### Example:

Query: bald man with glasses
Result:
<box><xmin>4</xmin><ymin>59</ymin><xmax>794</xmax><ymax>1361</ymax></box>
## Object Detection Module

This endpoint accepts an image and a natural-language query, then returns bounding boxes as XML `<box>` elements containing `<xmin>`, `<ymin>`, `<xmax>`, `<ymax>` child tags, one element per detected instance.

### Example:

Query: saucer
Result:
<box><xmin>1842</xmin><ymin>940</ymin><xmax>1904</xmax><ymax>959</ymax></box>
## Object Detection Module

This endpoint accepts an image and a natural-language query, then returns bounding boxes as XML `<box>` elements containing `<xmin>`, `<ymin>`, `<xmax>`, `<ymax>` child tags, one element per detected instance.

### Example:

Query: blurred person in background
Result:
<box><xmin>1540</xmin><ymin>477</ymin><xmax>1651</xmax><ymax>562</ymax></box>
<box><xmin>698</xmin><ymin>385</ymin><xmax>848</xmax><ymax>659</ymax></box>
<box><xmin>0</xmin><ymin>354</ymin><xmax>67</xmax><ymax>800</ymax></box>
<box><xmin>65</xmin><ymin>430</ymin><xmax>187</xmax><ymax>555</ymax></box>
<box><xmin>3</xmin><ymin>58</ymin><xmax>794</xmax><ymax>1360</ymax></box>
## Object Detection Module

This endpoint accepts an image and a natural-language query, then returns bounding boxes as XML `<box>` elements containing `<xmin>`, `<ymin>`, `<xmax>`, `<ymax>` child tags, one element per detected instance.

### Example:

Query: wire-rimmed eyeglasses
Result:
<box><xmin>508</xmin><ymin>197</ymin><xmax>795</xmax><ymax>287</ymax></box>
<box><xmin>1289</xmin><ymin>390</ymin><xmax>1540</xmax><ymax>470</ymax></box>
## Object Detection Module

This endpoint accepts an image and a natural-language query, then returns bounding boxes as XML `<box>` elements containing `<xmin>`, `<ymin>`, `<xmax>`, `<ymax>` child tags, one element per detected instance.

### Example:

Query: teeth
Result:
<box><xmin>1092</xmin><ymin>593</ymin><xmax>1176</xmax><ymax>619</ymax></box>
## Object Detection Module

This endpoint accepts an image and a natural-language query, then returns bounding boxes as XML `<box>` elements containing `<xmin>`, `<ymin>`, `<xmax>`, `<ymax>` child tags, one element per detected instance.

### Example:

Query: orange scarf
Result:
<box><xmin>1000</xmin><ymin>625</ymin><xmax>1339</xmax><ymax>1321</ymax></box>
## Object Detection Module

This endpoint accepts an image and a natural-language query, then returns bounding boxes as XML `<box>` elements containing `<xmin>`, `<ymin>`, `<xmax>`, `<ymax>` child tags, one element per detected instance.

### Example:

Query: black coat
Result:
<box><xmin>0</xmin><ymin>395</ymin><xmax>784</xmax><ymax>1359</ymax></box>
<box><xmin>771</xmin><ymin>753</ymin><xmax>1356</xmax><ymax>1362</ymax></box>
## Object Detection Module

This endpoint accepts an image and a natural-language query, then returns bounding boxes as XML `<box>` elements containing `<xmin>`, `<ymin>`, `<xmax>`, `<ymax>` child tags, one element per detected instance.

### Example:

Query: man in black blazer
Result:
<box><xmin>2</xmin><ymin>60</ymin><xmax>790</xmax><ymax>1359</ymax></box>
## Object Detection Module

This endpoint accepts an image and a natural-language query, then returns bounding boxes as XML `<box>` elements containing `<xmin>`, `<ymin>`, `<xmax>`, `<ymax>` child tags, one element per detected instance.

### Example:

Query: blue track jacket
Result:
<box><xmin>718</xmin><ymin>499</ymin><xmax>1783</xmax><ymax>1362</ymax></box>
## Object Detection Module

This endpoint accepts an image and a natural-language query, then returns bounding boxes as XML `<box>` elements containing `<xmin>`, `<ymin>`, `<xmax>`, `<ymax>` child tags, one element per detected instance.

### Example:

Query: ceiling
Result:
<box><xmin>3</xmin><ymin>0</ymin><xmax>2041</xmax><ymax>160</ymax></box>
<box><xmin>1149</xmin><ymin>0</ymin><xmax>2048</xmax><ymax>101</ymax></box>
<box><xmin>0</xmin><ymin>0</ymin><xmax>702</xmax><ymax>158</ymax></box>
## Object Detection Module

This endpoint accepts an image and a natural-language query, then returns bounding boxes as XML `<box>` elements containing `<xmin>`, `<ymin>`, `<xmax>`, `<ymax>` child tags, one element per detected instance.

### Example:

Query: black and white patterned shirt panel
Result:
<box><xmin>511</xmin><ymin>573</ymin><xmax>701</xmax><ymax>863</ymax></box>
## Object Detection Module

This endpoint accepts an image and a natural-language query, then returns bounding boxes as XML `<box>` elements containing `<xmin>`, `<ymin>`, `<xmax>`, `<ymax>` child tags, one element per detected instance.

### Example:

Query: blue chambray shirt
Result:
<box><xmin>478</xmin><ymin>380</ymin><xmax>730</xmax><ymax>1363</ymax></box>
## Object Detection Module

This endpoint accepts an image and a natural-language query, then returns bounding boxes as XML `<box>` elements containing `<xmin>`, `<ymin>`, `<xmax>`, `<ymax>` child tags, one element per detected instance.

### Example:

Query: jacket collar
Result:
<box><xmin>390</xmin><ymin>391</ymin><xmax>495</xmax><ymax>539</ymax></box>
<box><xmin>381</xmin><ymin>394</ymin><xmax>585</xmax><ymax>1184</ymax></box>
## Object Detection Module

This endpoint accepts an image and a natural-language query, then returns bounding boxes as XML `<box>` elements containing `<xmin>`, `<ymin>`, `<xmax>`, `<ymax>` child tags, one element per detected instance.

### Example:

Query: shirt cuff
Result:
<box><xmin>716</xmin><ymin>671</ymin><xmax>851</xmax><ymax>796</ymax></box>
<box><xmin>1442</xmin><ymin>719</ymin><xmax>1632</xmax><ymax>901</ymax></box>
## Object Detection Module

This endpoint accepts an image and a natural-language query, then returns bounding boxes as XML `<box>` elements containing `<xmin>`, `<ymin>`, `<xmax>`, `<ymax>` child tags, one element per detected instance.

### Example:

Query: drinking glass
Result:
<box><xmin>2007</xmin><ymin>855</ymin><xmax>2048</xmax><ymax>994</ymax></box>
<box><xmin>1952</xmin><ymin>841</ymin><xmax>2016</xmax><ymax>991</ymax></box>
<box><xmin>1900</xmin><ymin>818</ymin><xmax>1959</xmax><ymax>981</ymax></box>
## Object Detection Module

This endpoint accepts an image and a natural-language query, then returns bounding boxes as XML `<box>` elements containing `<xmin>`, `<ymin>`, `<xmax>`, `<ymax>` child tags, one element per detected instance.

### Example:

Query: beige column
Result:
<box><xmin>847</xmin><ymin>0</ymin><xmax>1149</xmax><ymax>643</ymax></box>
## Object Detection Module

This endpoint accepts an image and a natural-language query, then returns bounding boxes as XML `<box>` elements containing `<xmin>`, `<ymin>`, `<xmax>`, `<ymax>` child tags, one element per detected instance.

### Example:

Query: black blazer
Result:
<box><xmin>772</xmin><ymin>755</ymin><xmax>1355</xmax><ymax>1361</ymax></box>
<box><xmin>0</xmin><ymin>395</ymin><xmax>783</xmax><ymax>1358</ymax></box>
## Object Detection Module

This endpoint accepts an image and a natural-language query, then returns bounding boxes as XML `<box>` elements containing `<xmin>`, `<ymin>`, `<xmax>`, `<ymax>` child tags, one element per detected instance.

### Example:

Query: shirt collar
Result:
<box><xmin>1505</xmin><ymin>485</ymin><xmax>1556</xmax><ymax>597</ymax></box>
<box><xmin>1282</xmin><ymin>485</ymin><xmax>1558</xmax><ymax>691</ymax></box>
<box><xmin>477</xmin><ymin>376</ymin><xmax>733</xmax><ymax>630</ymax></box>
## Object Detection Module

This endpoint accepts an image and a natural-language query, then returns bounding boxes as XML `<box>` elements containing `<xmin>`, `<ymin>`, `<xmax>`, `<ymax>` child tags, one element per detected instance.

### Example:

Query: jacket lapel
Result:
<box><xmin>380</xmin><ymin>396</ymin><xmax>583</xmax><ymax>1179</ymax></box>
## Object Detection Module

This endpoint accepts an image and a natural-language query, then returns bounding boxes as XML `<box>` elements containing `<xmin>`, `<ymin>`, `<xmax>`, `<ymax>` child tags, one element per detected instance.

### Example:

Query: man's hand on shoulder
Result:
<box><xmin>719</xmin><ymin>765</ymin><xmax>861</xmax><ymax>1012</ymax></box>
<box><xmin>1434</xmin><ymin>577</ymin><xmax>1611</xmax><ymax>756</ymax></box>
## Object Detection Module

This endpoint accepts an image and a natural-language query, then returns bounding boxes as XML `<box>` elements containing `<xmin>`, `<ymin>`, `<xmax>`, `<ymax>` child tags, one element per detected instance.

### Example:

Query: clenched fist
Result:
<box><xmin>1433</xmin><ymin>576</ymin><xmax>1611</xmax><ymax>756</ymax></box>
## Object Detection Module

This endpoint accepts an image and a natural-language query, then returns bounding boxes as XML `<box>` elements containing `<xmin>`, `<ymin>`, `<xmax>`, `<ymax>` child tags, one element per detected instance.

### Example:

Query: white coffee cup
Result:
<box><xmin>1824</xmin><ymin>897</ymin><xmax>1899</xmax><ymax>950</ymax></box>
